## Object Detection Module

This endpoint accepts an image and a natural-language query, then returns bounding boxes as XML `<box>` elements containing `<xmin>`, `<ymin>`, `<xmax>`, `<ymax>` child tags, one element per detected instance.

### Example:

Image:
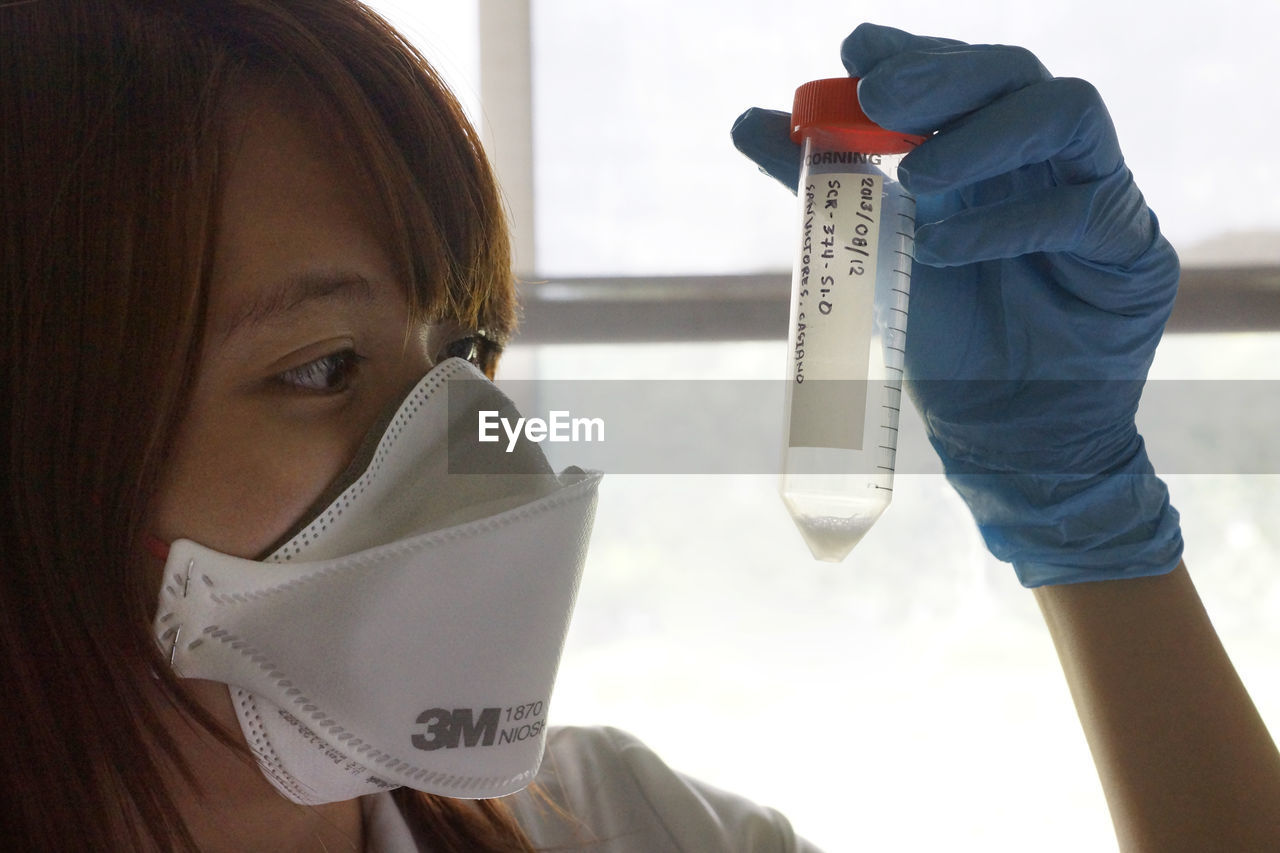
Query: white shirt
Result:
<box><xmin>363</xmin><ymin>726</ymin><xmax>822</xmax><ymax>852</ymax></box>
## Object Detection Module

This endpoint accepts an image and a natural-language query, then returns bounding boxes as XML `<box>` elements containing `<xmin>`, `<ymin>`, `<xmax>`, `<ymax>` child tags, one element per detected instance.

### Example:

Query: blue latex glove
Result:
<box><xmin>731</xmin><ymin>23</ymin><xmax>1183</xmax><ymax>587</ymax></box>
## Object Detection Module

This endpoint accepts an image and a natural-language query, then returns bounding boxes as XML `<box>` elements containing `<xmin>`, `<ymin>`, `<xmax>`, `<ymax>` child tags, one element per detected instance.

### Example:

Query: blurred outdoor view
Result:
<box><xmin>510</xmin><ymin>334</ymin><xmax>1280</xmax><ymax>851</ymax></box>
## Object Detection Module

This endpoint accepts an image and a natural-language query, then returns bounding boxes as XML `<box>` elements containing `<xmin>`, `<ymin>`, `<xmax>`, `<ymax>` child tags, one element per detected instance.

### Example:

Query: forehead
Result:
<box><xmin>209</xmin><ymin>85</ymin><xmax>398</xmax><ymax>335</ymax></box>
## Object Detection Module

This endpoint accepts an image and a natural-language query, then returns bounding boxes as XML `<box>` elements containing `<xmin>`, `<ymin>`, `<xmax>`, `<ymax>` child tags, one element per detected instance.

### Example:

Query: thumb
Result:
<box><xmin>730</xmin><ymin>107</ymin><xmax>801</xmax><ymax>193</ymax></box>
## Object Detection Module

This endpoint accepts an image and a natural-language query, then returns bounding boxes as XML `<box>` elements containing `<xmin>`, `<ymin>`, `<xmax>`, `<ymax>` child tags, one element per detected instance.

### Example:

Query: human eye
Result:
<box><xmin>274</xmin><ymin>348</ymin><xmax>366</xmax><ymax>394</ymax></box>
<box><xmin>437</xmin><ymin>332</ymin><xmax>502</xmax><ymax>374</ymax></box>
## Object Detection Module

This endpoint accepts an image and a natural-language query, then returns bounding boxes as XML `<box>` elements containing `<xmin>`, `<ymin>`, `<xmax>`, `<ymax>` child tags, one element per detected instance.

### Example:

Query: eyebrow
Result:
<box><xmin>216</xmin><ymin>272</ymin><xmax>379</xmax><ymax>340</ymax></box>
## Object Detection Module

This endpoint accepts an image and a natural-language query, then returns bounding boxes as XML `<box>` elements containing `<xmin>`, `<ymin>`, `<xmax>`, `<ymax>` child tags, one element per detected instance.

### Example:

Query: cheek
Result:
<box><xmin>151</xmin><ymin>408</ymin><xmax>358</xmax><ymax>559</ymax></box>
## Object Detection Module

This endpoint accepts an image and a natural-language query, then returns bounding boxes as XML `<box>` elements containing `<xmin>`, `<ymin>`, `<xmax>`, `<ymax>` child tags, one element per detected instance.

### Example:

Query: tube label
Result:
<box><xmin>789</xmin><ymin>172</ymin><xmax>882</xmax><ymax>450</ymax></box>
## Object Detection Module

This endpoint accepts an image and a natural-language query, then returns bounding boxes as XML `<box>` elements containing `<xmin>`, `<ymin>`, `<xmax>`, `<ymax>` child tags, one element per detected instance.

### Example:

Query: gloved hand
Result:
<box><xmin>731</xmin><ymin>23</ymin><xmax>1183</xmax><ymax>586</ymax></box>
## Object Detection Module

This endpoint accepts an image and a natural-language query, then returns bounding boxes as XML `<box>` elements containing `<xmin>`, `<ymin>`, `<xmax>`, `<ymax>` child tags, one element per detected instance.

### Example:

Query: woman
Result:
<box><xmin>2</xmin><ymin>1</ymin><xmax>806</xmax><ymax>848</ymax></box>
<box><xmin>3</xmin><ymin>1</ymin><xmax>1278</xmax><ymax>849</ymax></box>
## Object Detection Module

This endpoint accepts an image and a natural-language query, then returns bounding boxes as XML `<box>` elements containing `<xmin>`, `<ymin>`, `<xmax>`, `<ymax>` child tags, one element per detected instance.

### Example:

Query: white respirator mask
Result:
<box><xmin>152</xmin><ymin>358</ymin><xmax>601</xmax><ymax>805</ymax></box>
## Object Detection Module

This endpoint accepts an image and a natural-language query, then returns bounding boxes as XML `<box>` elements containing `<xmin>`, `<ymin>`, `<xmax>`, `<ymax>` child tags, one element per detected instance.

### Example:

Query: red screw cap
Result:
<box><xmin>791</xmin><ymin>77</ymin><xmax>928</xmax><ymax>154</ymax></box>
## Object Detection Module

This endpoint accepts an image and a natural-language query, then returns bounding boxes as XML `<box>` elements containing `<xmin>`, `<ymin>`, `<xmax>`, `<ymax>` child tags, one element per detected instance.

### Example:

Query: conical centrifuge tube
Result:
<box><xmin>781</xmin><ymin>77</ymin><xmax>926</xmax><ymax>561</ymax></box>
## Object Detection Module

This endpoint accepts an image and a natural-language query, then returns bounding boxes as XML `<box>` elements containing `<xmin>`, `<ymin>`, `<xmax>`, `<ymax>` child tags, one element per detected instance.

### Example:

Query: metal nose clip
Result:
<box><xmin>168</xmin><ymin>557</ymin><xmax>195</xmax><ymax>667</ymax></box>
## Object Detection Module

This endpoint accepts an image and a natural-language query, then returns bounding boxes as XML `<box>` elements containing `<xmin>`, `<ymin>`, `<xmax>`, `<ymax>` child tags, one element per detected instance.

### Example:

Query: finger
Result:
<box><xmin>899</xmin><ymin>77</ymin><xmax>1122</xmax><ymax>194</ymax></box>
<box><xmin>840</xmin><ymin>22</ymin><xmax>966</xmax><ymax>77</ymax></box>
<box><xmin>914</xmin><ymin>174</ymin><xmax>1173</xmax><ymax>298</ymax></box>
<box><xmin>730</xmin><ymin>106</ymin><xmax>801</xmax><ymax>193</ymax></box>
<box><xmin>857</xmin><ymin>42</ymin><xmax>1051</xmax><ymax>136</ymax></box>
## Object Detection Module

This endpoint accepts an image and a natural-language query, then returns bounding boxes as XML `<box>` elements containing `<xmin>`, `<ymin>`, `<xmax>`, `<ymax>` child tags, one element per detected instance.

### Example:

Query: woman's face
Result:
<box><xmin>151</xmin><ymin>88</ymin><xmax>452</xmax><ymax>559</ymax></box>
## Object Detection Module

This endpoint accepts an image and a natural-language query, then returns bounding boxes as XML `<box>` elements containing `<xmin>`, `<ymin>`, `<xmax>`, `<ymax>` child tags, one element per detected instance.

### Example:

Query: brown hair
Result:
<box><xmin>0</xmin><ymin>0</ymin><xmax>536</xmax><ymax>848</ymax></box>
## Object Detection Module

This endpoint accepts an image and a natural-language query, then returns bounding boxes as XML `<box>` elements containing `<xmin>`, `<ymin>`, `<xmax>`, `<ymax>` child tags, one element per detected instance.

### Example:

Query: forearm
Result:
<box><xmin>1034</xmin><ymin>563</ymin><xmax>1280</xmax><ymax>851</ymax></box>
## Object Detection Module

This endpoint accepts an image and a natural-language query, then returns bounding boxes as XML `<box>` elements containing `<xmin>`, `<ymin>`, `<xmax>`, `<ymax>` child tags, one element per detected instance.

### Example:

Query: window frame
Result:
<box><xmin>515</xmin><ymin>267</ymin><xmax>1280</xmax><ymax>343</ymax></box>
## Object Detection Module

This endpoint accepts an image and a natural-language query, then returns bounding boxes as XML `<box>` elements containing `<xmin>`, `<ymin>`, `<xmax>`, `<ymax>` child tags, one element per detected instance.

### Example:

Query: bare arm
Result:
<box><xmin>1035</xmin><ymin>562</ymin><xmax>1280</xmax><ymax>851</ymax></box>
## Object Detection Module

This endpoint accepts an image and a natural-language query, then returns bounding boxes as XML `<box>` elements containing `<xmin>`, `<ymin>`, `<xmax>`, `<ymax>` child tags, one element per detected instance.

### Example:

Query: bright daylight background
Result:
<box><xmin>368</xmin><ymin>2</ymin><xmax>1280</xmax><ymax>850</ymax></box>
